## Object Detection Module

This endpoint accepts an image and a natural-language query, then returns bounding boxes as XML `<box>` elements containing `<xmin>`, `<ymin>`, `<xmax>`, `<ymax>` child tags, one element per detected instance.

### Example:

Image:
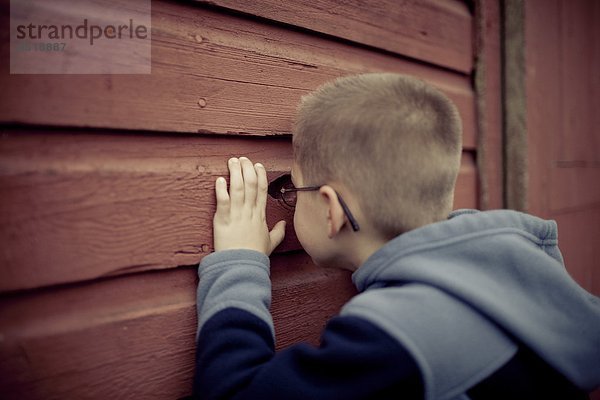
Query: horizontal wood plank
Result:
<box><xmin>0</xmin><ymin>128</ymin><xmax>478</xmax><ymax>293</ymax></box>
<box><xmin>0</xmin><ymin>252</ymin><xmax>357</xmax><ymax>399</ymax></box>
<box><xmin>0</xmin><ymin>128</ymin><xmax>295</xmax><ymax>292</ymax></box>
<box><xmin>195</xmin><ymin>0</ymin><xmax>474</xmax><ymax>73</ymax></box>
<box><xmin>0</xmin><ymin>0</ymin><xmax>476</xmax><ymax>149</ymax></box>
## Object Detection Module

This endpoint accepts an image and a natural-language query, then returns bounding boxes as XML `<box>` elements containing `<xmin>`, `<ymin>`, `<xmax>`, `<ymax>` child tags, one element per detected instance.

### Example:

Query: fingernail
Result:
<box><xmin>255</xmin><ymin>163</ymin><xmax>263</xmax><ymax>169</ymax></box>
<box><xmin>229</xmin><ymin>157</ymin><xmax>238</xmax><ymax>163</ymax></box>
<box><xmin>217</xmin><ymin>177</ymin><xmax>225</xmax><ymax>183</ymax></box>
<box><xmin>239</xmin><ymin>156</ymin><xmax>248</xmax><ymax>161</ymax></box>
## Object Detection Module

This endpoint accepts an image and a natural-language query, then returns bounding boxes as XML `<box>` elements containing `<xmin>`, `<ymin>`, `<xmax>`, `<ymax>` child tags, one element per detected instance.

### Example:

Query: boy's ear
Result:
<box><xmin>319</xmin><ymin>185</ymin><xmax>346</xmax><ymax>238</ymax></box>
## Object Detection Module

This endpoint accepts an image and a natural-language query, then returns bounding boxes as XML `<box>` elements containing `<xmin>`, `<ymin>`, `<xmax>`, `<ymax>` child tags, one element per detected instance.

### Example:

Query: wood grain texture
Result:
<box><xmin>0</xmin><ymin>251</ymin><xmax>357</xmax><ymax>399</ymax></box>
<box><xmin>0</xmin><ymin>128</ymin><xmax>295</xmax><ymax>292</ymax></box>
<box><xmin>552</xmin><ymin>207</ymin><xmax>600</xmax><ymax>293</ymax></box>
<box><xmin>524</xmin><ymin>0</ymin><xmax>600</xmax><ymax>300</ymax></box>
<box><xmin>548</xmin><ymin>0</ymin><xmax>600</xmax><ymax>214</ymax></box>
<box><xmin>0</xmin><ymin>0</ymin><xmax>477</xmax><ymax>149</ymax></box>
<box><xmin>556</xmin><ymin>0</ymin><xmax>598</xmax><ymax>164</ymax></box>
<box><xmin>474</xmin><ymin>0</ymin><xmax>504</xmax><ymax>209</ymax></box>
<box><xmin>503</xmin><ymin>0</ymin><xmax>527</xmax><ymax>212</ymax></box>
<box><xmin>195</xmin><ymin>0</ymin><xmax>474</xmax><ymax>73</ymax></box>
<box><xmin>524</xmin><ymin>0</ymin><xmax>559</xmax><ymax>217</ymax></box>
<box><xmin>0</xmin><ymin>128</ymin><xmax>477</xmax><ymax>293</ymax></box>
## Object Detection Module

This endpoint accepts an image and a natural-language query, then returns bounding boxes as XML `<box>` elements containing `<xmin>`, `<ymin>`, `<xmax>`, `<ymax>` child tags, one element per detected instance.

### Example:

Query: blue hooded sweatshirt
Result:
<box><xmin>193</xmin><ymin>209</ymin><xmax>600</xmax><ymax>399</ymax></box>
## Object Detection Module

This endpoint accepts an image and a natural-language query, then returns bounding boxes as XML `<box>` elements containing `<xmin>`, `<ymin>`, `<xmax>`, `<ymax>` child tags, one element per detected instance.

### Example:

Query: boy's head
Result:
<box><xmin>292</xmin><ymin>73</ymin><xmax>462</xmax><ymax>241</ymax></box>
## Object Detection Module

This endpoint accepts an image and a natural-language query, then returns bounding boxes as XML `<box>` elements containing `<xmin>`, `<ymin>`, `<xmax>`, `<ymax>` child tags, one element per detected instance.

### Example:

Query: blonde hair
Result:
<box><xmin>292</xmin><ymin>73</ymin><xmax>462</xmax><ymax>238</ymax></box>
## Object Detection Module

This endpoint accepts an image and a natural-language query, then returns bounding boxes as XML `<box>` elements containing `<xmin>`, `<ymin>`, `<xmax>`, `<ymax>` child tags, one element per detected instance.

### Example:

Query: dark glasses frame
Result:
<box><xmin>268</xmin><ymin>174</ymin><xmax>360</xmax><ymax>232</ymax></box>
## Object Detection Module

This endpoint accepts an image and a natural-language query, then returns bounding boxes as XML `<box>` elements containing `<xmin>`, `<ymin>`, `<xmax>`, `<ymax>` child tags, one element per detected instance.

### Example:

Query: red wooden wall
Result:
<box><xmin>0</xmin><ymin>0</ymin><xmax>498</xmax><ymax>397</ymax></box>
<box><xmin>525</xmin><ymin>0</ymin><xmax>600</xmax><ymax>296</ymax></box>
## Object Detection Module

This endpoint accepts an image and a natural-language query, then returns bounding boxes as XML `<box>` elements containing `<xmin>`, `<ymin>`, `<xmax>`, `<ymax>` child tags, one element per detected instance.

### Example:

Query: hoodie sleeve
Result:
<box><xmin>192</xmin><ymin>250</ymin><xmax>423</xmax><ymax>400</ymax></box>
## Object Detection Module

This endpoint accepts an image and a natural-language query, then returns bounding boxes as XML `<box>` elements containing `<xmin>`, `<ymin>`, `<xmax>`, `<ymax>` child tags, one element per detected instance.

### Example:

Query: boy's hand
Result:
<box><xmin>213</xmin><ymin>157</ymin><xmax>286</xmax><ymax>255</ymax></box>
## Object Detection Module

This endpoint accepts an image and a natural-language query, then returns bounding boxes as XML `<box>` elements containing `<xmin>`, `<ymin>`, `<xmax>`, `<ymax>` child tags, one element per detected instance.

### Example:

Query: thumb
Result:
<box><xmin>268</xmin><ymin>220</ymin><xmax>286</xmax><ymax>254</ymax></box>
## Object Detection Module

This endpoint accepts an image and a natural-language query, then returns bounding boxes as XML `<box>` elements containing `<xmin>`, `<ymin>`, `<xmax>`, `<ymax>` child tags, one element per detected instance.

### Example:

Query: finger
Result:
<box><xmin>240</xmin><ymin>157</ymin><xmax>257</xmax><ymax>207</ymax></box>
<box><xmin>214</xmin><ymin>176</ymin><xmax>230</xmax><ymax>215</ymax></box>
<box><xmin>228</xmin><ymin>157</ymin><xmax>244</xmax><ymax>207</ymax></box>
<box><xmin>268</xmin><ymin>220</ymin><xmax>286</xmax><ymax>255</ymax></box>
<box><xmin>255</xmin><ymin>162</ymin><xmax>268</xmax><ymax>214</ymax></box>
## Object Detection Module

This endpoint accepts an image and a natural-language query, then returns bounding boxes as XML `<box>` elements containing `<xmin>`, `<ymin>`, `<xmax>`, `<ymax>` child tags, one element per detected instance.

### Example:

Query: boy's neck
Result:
<box><xmin>340</xmin><ymin>229</ymin><xmax>391</xmax><ymax>272</ymax></box>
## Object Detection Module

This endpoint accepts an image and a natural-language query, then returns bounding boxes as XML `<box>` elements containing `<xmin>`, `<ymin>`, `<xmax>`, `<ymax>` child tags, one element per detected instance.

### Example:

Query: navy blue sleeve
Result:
<box><xmin>193</xmin><ymin>308</ymin><xmax>423</xmax><ymax>400</ymax></box>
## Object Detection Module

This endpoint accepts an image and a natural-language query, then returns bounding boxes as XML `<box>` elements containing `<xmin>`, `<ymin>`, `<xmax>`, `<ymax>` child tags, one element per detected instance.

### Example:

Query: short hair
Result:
<box><xmin>292</xmin><ymin>73</ymin><xmax>463</xmax><ymax>238</ymax></box>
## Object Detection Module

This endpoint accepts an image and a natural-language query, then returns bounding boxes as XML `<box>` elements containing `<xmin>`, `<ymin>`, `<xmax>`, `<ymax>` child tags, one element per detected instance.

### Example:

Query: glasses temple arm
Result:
<box><xmin>335</xmin><ymin>191</ymin><xmax>360</xmax><ymax>232</ymax></box>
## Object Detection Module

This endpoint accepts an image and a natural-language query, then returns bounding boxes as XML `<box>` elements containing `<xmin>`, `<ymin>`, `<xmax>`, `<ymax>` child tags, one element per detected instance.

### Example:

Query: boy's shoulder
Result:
<box><xmin>348</xmin><ymin>208</ymin><xmax>600</xmax><ymax>393</ymax></box>
<box><xmin>356</xmin><ymin>208</ymin><xmax>561</xmax><ymax>281</ymax></box>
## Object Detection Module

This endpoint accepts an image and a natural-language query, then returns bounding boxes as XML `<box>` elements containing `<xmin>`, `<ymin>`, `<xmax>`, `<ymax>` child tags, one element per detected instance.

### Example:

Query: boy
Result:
<box><xmin>193</xmin><ymin>73</ymin><xmax>600</xmax><ymax>399</ymax></box>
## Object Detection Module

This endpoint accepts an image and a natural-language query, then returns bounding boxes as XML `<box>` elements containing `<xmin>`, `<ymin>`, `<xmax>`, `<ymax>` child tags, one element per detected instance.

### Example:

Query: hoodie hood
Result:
<box><xmin>351</xmin><ymin>209</ymin><xmax>600</xmax><ymax>391</ymax></box>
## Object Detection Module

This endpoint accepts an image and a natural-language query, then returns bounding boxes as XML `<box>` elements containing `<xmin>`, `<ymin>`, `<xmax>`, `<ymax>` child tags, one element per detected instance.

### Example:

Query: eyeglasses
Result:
<box><xmin>267</xmin><ymin>174</ymin><xmax>360</xmax><ymax>232</ymax></box>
